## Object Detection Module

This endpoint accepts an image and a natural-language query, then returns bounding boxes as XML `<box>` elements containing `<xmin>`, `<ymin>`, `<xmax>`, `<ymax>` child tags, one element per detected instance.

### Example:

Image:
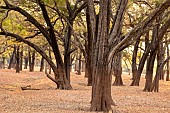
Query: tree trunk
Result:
<box><xmin>166</xmin><ymin>37</ymin><xmax>169</xmax><ymax>81</ymax></box>
<box><xmin>113</xmin><ymin>52</ymin><xmax>123</xmax><ymax>86</ymax></box>
<box><xmin>40</xmin><ymin>56</ymin><xmax>44</xmax><ymax>72</ymax></box>
<box><xmin>15</xmin><ymin>46</ymin><xmax>20</xmax><ymax>73</ymax></box>
<box><xmin>24</xmin><ymin>56</ymin><xmax>28</xmax><ymax>69</ymax></box>
<box><xmin>20</xmin><ymin>47</ymin><xmax>23</xmax><ymax>71</ymax></box>
<box><xmin>31</xmin><ymin>50</ymin><xmax>35</xmax><ymax>72</ymax></box>
<box><xmin>151</xmin><ymin>56</ymin><xmax>170</xmax><ymax>92</ymax></box>
<box><xmin>77</xmin><ymin>54</ymin><xmax>82</xmax><ymax>75</ymax></box>
<box><xmin>132</xmin><ymin>38</ymin><xmax>140</xmax><ymax>80</ymax></box>
<box><xmin>64</xmin><ymin>20</ymin><xmax>73</xmax><ymax>83</ymax></box>
<box><xmin>48</xmin><ymin>47</ymin><xmax>51</xmax><ymax>74</ymax></box>
<box><xmin>8</xmin><ymin>45</ymin><xmax>16</xmax><ymax>69</ymax></box>
<box><xmin>157</xmin><ymin>42</ymin><xmax>165</xmax><ymax>80</ymax></box>
<box><xmin>85</xmin><ymin>5</ymin><xmax>93</xmax><ymax>86</ymax></box>
<box><xmin>143</xmin><ymin>50</ymin><xmax>157</xmax><ymax>92</ymax></box>
<box><xmin>90</xmin><ymin>0</ymin><xmax>116</xmax><ymax>111</ymax></box>
<box><xmin>130</xmin><ymin>44</ymin><xmax>151</xmax><ymax>86</ymax></box>
<box><xmin>2</xmin><ymin>57</ymin><xmax>5</xmax><ymax>69</ymax></box>
<box><xmin>29</xmin><ymin>49</ymin><xmax>35</xmax><ymax>72</ymax></box>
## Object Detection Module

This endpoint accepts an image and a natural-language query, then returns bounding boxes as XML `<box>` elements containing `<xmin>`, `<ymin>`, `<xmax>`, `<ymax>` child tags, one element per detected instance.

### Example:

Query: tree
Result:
<box><xmin>0</xmin><ymin>0</ymin><xmax>72</xmax><ymax>89</ymax></box>
<box><xmin>87</xmin><ymin>0</ymin><xmax>170</xmax><ymax>111</ymax></box>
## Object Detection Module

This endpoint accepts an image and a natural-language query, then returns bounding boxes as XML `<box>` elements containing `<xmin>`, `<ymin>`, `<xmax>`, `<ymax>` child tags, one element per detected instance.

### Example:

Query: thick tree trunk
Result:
<box><xmin>113</xmin><ymin>52</ymin><xmax>123</xmax><ymax>86</ymax></box>
<box><xmin>90</xmin><ymin>0</ymin><xmax>116</xmax><ymax>111</ymax></box>
<box><xmin>15</xmin><ymin>46</ymin><xmax>20</xmax><ymax>73</ymax></box>
<box><xmin>8</xmin><ymin>45</ymin><xmax>16</xmax><ymax>69</ymax></box>
<box><xmin>40</xmin><ymin>56</ymin><xmax>44</xmax><ymax>72</ymax></box>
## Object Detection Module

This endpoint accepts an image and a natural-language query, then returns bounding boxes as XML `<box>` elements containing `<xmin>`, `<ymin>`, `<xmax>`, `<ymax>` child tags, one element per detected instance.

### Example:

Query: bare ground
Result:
<box><xmin>0</xmin><ymin>69</ymin><xmax>170</xmax><ymax>113</ymax></box>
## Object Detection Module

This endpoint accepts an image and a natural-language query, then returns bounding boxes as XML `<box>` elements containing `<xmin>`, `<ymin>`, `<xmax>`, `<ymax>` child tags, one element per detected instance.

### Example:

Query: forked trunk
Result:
<box><xmin>90</xmin><ymin>0</ymin><xmax>116</xmax><ymax>111</ymax></box>
<box><xmin>143</xmin><ymin>51</ymin><xmax>156</xmax><ymax>92</ymax></box>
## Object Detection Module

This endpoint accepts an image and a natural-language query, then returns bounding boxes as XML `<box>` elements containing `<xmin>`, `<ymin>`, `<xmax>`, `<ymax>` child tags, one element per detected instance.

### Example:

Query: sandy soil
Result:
<box><xmin>0</xmin><ymin>69</ymin><xmax>170</xmax><ymax>113</ymax></box>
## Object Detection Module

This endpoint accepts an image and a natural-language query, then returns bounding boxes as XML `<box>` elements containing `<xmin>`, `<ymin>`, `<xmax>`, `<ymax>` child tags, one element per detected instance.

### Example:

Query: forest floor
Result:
<box><xmin>0</xmin><ymin>69</ymin><xmax>170</xmax><ymax>113</ymax></box>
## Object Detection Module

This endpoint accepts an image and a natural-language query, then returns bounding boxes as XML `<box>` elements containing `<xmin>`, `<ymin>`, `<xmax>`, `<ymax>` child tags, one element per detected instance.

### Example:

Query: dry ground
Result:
<box><xmin>0</xmin><ymin>69</ymin><xmax>170</xmax><ymax>113</ymax></box>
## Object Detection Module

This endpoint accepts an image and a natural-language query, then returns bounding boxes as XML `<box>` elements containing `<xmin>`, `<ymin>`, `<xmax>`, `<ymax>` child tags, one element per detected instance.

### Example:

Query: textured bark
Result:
<box><xmin>143</xmin><ymin>50</ymin><xmax>157</xmax><ymax>92</ymax></box>
<box><xmin>157</xmin><ymin>42</ymin><xmax>165</xmax><ymax>80</ymax></box>
<box><xmin>132</xmin><ymin>38</ymin><xmax>140</xmax><ymax>80</ymax></box>
<box><xmin>90</xmin><ymin>0</ymin><xmax>115</xmax><ymax>111</ymax></box>
<box><xmin>113</xmin><ymin>52</ymin><xmax>123</xmax><ymax>86</ymax></box>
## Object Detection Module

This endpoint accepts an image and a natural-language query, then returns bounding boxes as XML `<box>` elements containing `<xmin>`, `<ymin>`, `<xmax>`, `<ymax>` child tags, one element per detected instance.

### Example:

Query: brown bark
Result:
<box><xmin>90</xmin><ymin>0</ymin><xmax>115</xmax><ymax>111</ymax></box>
<box><xmin>24</xmin><ymin>56</ymin><xmax>28</xmax><ymax>69</ymax></box>
<box><xmin>132</xmin><ymin>38</ymin><xmax>140</xmax><ymax>80</ymax></box>
<box><xmin>77</xmin><ymin>54</ymin><xmax>81</xmax><ymax>75</ymax></box>
<box><xmin>157</xmin><ymin>42</ymin><xmax>165</xmax><ymax>80</ymax></box>
<box><xmin>113</xmin><ymin>52</ymin><xmax>123</xmax><ymax>86</ymax></box>
<box><xmin>29</xmin><ymin>49</ymin><xmax>35</xmax><ymax>72</ymax></box>
<box><xmin>130</xmin><ymin>42</ymin><xmax>151</xmax><ymax>86</ymax></box>
<box><xmin>166</xmin><ymin>37</ymin><xmax>169</xmax><ymax>81</ymax></box>
<box><xmin>40</xmin><ymin>56</ymin><xmax>44</xmax><ymax>72</ymax></box>
<box><xmin>85</xmin><ymin>5</ymin><xmax>93</xmax><ymax>86</ymax></box>
<box><xmin>19</xmin><ymin>46</ymin><xmax>23</xmax><ymax>71</ymax></box>
<box><xmin>15</xmin><ymin>45</ymin><xmax>20</xmax><ymax>73</ymax></box>
<box><xmin>8</xmin><ymin>45</ymin><xmax>16</xmax><ymax>69</ymax></box>
<box><xmin>143</xmin><ymin>50</ymin><xmax>157</xmax><ymax>92</ymax></box>
<box><xmin>151</xmin><ymin>56</ymin><xmax>170</xmax><ymax>92</ymax></box>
